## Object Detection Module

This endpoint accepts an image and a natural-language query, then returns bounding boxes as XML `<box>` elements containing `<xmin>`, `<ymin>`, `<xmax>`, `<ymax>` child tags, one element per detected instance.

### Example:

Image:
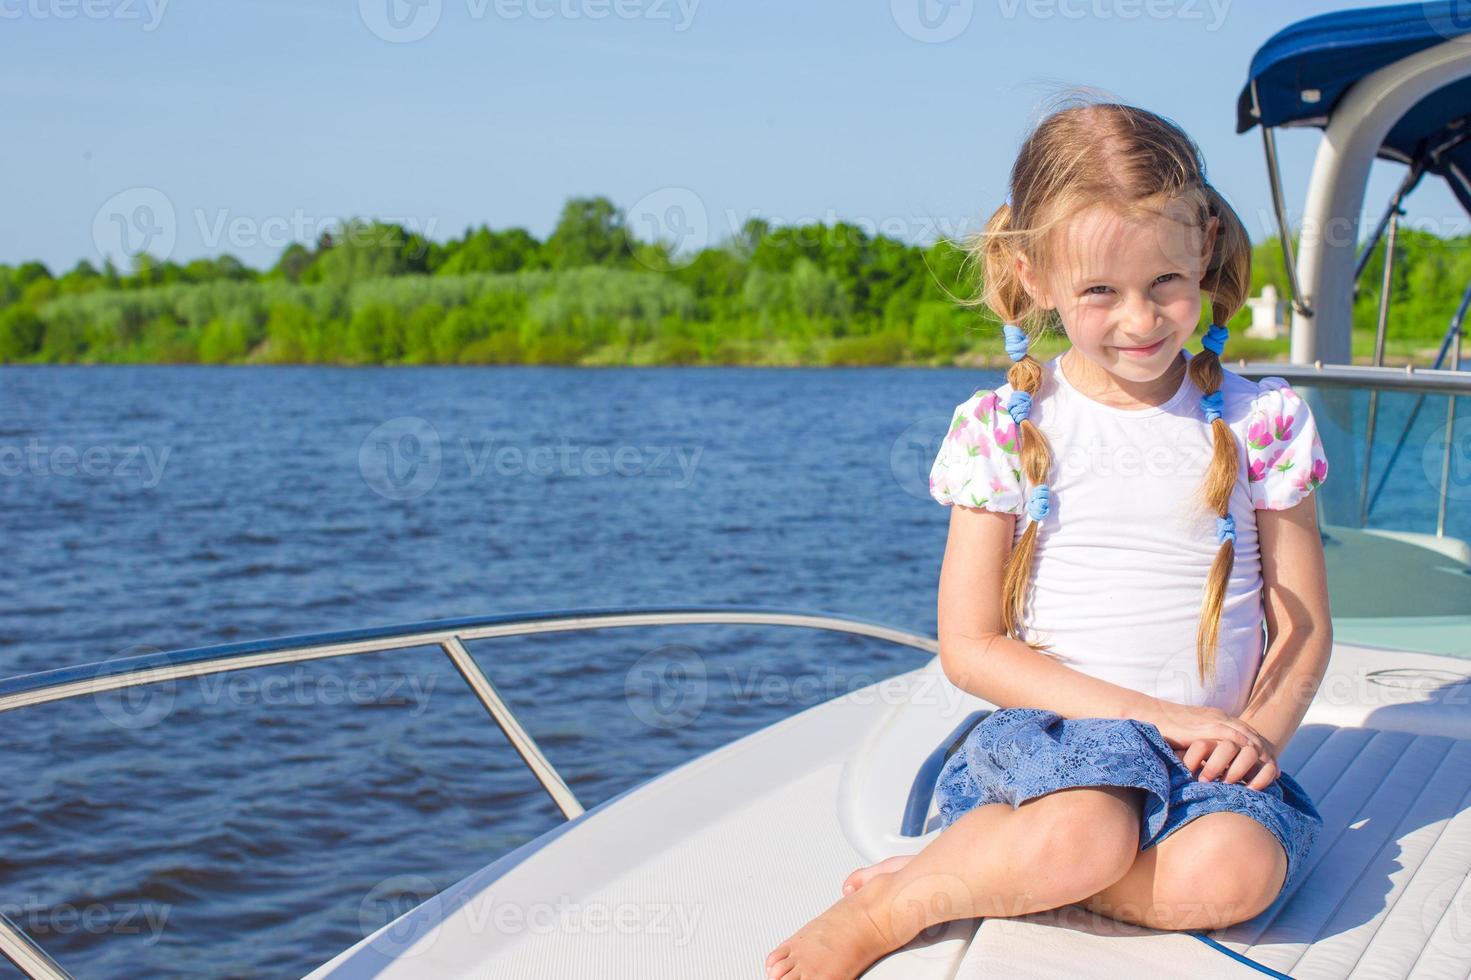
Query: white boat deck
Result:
<box><xmin>309</xmin><ymin>641</ymin><xmax>1471</xmax><ymax>979</ymax></box>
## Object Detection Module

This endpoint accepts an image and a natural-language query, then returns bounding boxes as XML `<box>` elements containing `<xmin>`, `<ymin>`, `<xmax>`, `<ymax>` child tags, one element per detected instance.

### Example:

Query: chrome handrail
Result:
<box><xmin>1230</xmin><ymin>360</ymin><xmax>1468</xmax><ymax>536</ymax></box>
<box><xmin>0</xmin><ymin>605</ymin><xmax>939</xmax><ymax>979</ymax></box>
<box><xmin>0</xmin><ymin>914</ymin><xmax>70</xmax><ymax>980</ymax></box>
<box><xmin>1229</xmin><ymin>360</ymin><xmax>1471</xmax><ymax>395</ymax></box>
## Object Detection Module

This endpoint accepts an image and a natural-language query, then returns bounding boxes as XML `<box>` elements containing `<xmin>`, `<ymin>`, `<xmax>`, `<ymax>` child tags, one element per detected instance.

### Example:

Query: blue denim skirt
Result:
<box><xmin>933</xmin><ymin>707</ymin><xmax>1323</xmax><ymax>897</ymax></box>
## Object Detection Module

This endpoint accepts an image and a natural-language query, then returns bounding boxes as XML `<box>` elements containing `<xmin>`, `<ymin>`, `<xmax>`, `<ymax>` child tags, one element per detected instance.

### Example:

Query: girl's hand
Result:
<box><xmin>1150</xmin><ymin>703</ymin><xmax>1279</xmax><ymax>790</ymax></box>
<box><xmin>1175</xmin><ymin>738</ymin><xmax>1280</xmax><ymax>792</ymax></box>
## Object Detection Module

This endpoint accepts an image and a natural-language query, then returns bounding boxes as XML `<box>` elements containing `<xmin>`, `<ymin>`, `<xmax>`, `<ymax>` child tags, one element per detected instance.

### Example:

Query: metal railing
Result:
<box><xmin>1229</xmin><ymin>360</ymin><xmax>1468</xmax><ymax>541</ymax></box>
<box><xmin>0</xmin><ymin>605</ymin><xmax>938</xmax><ymax>979</ymax></box>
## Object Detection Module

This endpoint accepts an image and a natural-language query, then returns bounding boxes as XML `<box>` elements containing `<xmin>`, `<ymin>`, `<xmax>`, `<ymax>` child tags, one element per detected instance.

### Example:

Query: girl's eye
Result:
<box><xmin>1084</xmin><ymin>275</ymin><xmax>1178</xmax><ymax>296</ymax></box>
<box><xmin>1155</xmin><ymin>273</ymin><xmax>1180</xmax><ymax>285</ymax></box>
<box><xmin>1084</xmin><ymin>285</ymin><xmax>1111</xmax><ymax>295</ymax></box>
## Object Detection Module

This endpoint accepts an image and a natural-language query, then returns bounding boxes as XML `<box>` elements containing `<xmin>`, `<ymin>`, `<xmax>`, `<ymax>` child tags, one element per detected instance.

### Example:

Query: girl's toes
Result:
<box><xmin>767</xmin><ymin>952</ymin><xmax>793</xmax><ymax>979</ymax></box>
<box><xmin>764</xmin><ymin>944</ymin><xmax>789</xmax><ymax>971</ymax></box>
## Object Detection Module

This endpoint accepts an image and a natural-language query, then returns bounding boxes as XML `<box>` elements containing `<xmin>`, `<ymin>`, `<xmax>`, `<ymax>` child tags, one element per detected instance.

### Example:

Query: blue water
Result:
<box><xmin>0</xmin><ymin>365</ymin><xmax>1464</xmax><ymax>979</ymax></box>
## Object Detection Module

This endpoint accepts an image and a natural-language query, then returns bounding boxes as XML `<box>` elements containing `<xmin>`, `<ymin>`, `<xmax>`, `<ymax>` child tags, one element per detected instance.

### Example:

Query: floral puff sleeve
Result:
<box><xmin>1246</xmin><ymin>377</ymin><xmax>1330</xmax><ymax>510</ymax></box>
<box><xmin>928</xmin><ymin>388</ymin><xmax>1024</xmax><ymax>514</ymax></box>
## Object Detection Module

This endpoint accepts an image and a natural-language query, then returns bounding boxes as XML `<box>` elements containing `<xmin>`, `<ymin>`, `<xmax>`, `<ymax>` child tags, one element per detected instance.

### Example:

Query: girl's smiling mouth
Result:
<box><xmin>1116</xmin><ymin>337</ymin><xmax>1167</xmax><ymax>357</ymax></box>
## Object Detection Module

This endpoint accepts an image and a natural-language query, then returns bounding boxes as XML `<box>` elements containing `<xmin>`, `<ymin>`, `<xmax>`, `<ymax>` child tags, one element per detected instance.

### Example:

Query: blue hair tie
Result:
<box><xmin>1201</xmin><ymin>323</ymin><xmax>1229</xmax><ymax>356</ymax></box>
<box><xmin>1007</xmin><ymin>390</ymin><xmax>1032</xmax><ymax>425</ymax></box>
<box><xmin>1216</xmin><ymin>513</ymin><xmax>1236</xmax><ymax>546</ymax></box>
<box><xmin>1002</xmin><ymin>323</ymin><xmax>1031</xmax><ymax>362</ymax></box>
<box><xmin>1200</xmin><ymin>389</ymin><xmax>1223</xmax><ymax>423</ymax></box>
<box><xmin>1027</xmin><ymin>484</ymin><xmax>1050</xmax><ymax>522</ymax></box>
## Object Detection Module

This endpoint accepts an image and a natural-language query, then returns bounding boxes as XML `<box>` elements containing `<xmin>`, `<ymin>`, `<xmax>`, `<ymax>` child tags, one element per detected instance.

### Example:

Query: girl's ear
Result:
<box><xmin>1014</xmin><ymin>251</ymin><xmax>1050</xmax><ymax>310</ymax></box>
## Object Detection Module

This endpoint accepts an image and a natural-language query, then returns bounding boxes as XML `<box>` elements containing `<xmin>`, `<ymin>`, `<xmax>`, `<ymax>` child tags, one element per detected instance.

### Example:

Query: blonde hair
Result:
<box><xmin>957</xmin><ymin>94</ymin><xmax>1251</xmax><ymax>687</ymax></box>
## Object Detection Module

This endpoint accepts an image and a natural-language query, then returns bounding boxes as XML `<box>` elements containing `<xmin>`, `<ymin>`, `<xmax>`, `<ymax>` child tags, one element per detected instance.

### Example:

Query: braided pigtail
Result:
<box><xmin>956</xmin><ymin>198</ymin><xmax>1066</xmax><ymax>661</ymax></box>
<box><xmin>1188</xmin><ymin>184</ymin><xmax>1251</xmax><ymax>687</ymax></box>
<box><xmin>1189</xmin><ymin>323</ymin><xmax>1237</xmax><ymax>686</ymax></box>
<box><xmin>997</xmin><ymin>324</ymin><xmax>1061</xmax><ymax>657</ymax></box>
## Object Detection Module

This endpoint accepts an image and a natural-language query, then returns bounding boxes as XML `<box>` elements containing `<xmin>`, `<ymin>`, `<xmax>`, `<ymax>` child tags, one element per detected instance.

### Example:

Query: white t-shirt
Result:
<box><xmin>928</xmin><ymin>349</ymin><xmax>1329</xmax><ymax>715</ymax></box>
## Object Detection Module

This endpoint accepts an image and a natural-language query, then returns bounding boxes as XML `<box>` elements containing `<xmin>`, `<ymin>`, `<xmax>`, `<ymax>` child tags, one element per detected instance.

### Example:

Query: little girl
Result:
<box><xmin>765</xmin><ymin>99</ymin><xmax>1331</xmax><ymax>980</ymax></box>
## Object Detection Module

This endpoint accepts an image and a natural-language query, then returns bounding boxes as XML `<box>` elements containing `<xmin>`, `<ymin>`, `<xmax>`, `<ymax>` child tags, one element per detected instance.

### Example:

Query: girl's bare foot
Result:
<box><xmin>840</xmin><ymin>854</ymin><xmax>915</xmax><ymax>896</ymax></box>
<box><xmin>764</xmin><ymin>889</ymin><xmax>897</xmax><ymax>980</ymax></box>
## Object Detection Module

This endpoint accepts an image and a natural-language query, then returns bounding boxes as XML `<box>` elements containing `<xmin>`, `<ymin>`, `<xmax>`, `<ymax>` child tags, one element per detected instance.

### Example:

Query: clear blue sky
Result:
<box><xmin>5</xmin><ymin>0</ymin><xmax>1463</xmax><ymax>272</ymax></box>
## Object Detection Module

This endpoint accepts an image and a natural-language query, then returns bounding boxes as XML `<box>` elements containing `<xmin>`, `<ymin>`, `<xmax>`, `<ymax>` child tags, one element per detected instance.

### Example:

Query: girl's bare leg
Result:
<box><xmin>765</xmin><ymin>785</ymin><xmax>1145</xmax><ymax>980</ymax></box>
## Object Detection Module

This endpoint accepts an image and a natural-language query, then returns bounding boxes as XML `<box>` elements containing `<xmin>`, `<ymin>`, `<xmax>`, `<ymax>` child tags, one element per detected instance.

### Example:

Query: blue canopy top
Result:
<box><xmin>1237</xmin><ymin>1</ymin><xmax>1471</xmax><ymax>212</ymax></box>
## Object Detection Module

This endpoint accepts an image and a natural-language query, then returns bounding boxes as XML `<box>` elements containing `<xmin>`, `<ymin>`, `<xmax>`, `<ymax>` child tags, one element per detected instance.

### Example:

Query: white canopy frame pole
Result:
<box><xmin>1282</xmin><ymin>36</ymin><xmax>1471</xmax><ymax>528</ymax></box>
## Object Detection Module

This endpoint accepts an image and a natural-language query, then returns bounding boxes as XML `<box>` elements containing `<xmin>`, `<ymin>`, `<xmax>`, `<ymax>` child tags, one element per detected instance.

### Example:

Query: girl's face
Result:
<box><xmin>1016</xmin><ymin>203</ymin><xmax>1218</xmax><ymax>388</ymax></box>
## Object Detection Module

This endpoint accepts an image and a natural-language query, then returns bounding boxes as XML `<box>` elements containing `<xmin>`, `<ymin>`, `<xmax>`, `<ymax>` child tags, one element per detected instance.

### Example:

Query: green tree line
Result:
<box><xmin>0</xmin><ymin>197</ymin><xmax>1458</xmax><ymax>366</ymax></box>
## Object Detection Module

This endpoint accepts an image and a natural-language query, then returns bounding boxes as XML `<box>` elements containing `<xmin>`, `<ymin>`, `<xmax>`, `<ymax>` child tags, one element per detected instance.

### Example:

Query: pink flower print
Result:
<box><xmin>947</xmin><ymin>411</ymin><xmax>980</xmax><ymax>450</ymax></box>
<box><xmin>1247</xmin><ymin>417</ymin><xmax>1275</xmax><ymax>452</ymax></box>
<box><xmin>1292</xmin><ymin>469</ymin><xmax>1311</xmax><ymax>497</ymax></box>
<box><xmin>1272</xmin><ymin>410</ymin><xmax>1296</xmax><ymax>443</ymax></box>
<box><xmin>1247</xmin><ymin>457</ymin><xmax>1268</xmax><ymax>483</ymax></box>
<box><xmin>1310</xmin><ymin>455</ymin><xmax>1327</xmax><ymax>487</ymax></box>
<box><xmin>975</xmin><ymin>391</ymin><xmax>1000</xmax><ymax>426</ymax></box>
<box><xmin>992</xmin><ymin>417</ymin><xmax>1019</xmax><ymax>455</ymax></box>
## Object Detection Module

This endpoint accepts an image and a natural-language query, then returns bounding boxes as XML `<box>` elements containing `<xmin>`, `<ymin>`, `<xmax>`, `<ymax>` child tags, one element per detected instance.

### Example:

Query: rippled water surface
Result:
<box><xmin>0</xmin><ymin>364</ymin><xmax>1461</xmax><ymax>978</ymax></box>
